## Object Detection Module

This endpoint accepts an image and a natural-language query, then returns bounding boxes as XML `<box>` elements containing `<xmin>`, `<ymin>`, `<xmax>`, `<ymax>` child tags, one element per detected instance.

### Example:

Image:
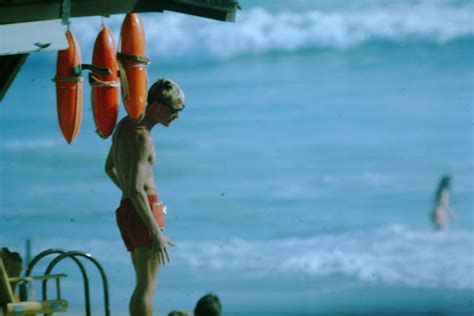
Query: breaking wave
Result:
<box><xmin>2</xmin><ymin>224</ymin><xmax>473</xmax><ymax>290</ymax></box>
<box><xmin>175</xmin><ymin>225</ymin><xmax>474</xmax><ymax>290</ymax></box>
<box><xmin>70</xmin><ymin>1</ymin><xmax>474</xmax><ymax>63</ymax></box>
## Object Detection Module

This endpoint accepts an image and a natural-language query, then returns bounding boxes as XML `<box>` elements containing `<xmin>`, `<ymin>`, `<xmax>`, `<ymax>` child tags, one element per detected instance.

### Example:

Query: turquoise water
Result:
<box><xmin>1</xmin><ymin>1</ymin><xmax>473</xmax><ymax>314</ymax></box>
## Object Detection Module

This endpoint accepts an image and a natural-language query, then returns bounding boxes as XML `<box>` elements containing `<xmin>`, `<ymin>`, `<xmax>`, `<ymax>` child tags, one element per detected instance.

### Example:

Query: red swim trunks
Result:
<box><xmin>116</xmin><ymin>194</ymin><xmax>166</xmax><ymax>252</ymax></box>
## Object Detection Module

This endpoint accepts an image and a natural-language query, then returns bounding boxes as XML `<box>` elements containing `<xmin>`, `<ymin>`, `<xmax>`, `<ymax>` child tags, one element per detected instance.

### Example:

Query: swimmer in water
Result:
<box><xmin>431</xmin><ymin>175</ymin><xmax>456</xmax><ymax>230</ymax></box>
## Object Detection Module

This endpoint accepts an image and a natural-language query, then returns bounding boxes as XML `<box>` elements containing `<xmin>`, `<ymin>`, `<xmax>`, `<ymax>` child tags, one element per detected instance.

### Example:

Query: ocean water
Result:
<box><xmin>1</xmin><ymin>0</ymin><xmax>473</xmax><ymax>315</ymax></box>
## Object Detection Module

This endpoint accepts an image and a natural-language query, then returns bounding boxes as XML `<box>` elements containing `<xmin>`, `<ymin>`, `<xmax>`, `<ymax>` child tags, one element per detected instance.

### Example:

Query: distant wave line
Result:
<box><xmin>0</xmin><ymin>139</ymin><xmax>60</xmax><ymax>150</ymax></box>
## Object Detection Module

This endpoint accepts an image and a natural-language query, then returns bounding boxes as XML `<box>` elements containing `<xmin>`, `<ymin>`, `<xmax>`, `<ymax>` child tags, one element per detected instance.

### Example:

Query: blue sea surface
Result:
<box><xmin>1</xmin><ymin>0</ymin><xmax>473</xmax><ymax>315</ymax></box>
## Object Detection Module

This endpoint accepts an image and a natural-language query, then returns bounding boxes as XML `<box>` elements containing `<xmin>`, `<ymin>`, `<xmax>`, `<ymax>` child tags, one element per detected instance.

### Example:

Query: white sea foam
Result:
<box><xmin>2</xmin><ymin>224</ymin><xmax>473</xmax><ymax>289</ymax></box>
<box><xmin>70</xmin><ymin>1</ymin><xmax>474</xmax><ymax>62</ymax></box>
<box><xmin>271</xmin><ymin>171</ymin><xmax>396</xmax><ymax>199</ymax></box>
<box><xmin>173</xmin><ymin>225</ymin><xmax>474</xmax><ymax>290</ymax></box>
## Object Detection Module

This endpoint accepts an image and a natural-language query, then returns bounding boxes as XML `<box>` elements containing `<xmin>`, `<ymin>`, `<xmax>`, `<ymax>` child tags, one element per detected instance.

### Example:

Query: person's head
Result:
<box><xmin>146</xmin><ymin>78</ymin><xmax>185</xmax><ymax>127</ymax></box>
<box><xmin>168</xmin><ymin>310</ymin><xmax>190</xmax><ymax>316</ymax></box>
<box><xmin>194</xmin><ymin>293</ymin><xmax>222</xmax><ymax>316</ymax></box>
<box><xmin>435</xmin><ymin>175</ymin><xmax>452</xmax><ymax>200</ymax></box>
<box><xmin>439</xmin><ymin>175</ymin><xmax>451</xmax><ymax>190</ymax></box>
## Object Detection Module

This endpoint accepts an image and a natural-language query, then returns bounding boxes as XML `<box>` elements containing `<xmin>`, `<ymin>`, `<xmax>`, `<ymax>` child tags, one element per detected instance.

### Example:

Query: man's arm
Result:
<box><xmin>105</xmin><ymin>146</ymin><xmax>122</xmax><ymax>189</ymax></box>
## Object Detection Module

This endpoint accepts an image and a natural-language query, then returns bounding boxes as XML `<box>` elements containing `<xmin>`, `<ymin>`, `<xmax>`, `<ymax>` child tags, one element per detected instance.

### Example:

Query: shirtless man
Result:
<box><xmin>432</xmin><ymin>175</ymin><xmax>455</xmax><ymax>230</ymax></box>
<box><xmin>105</xmin><ymin>78</ymin><xmax>185</xmax><ymax>315</ymax></box>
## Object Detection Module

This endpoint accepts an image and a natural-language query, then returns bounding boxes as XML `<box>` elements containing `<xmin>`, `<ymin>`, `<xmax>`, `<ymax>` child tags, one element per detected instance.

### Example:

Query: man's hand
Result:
<box><xmin>149</xmin><ymin>230</ymin><xmax>175</xmax><ymax>265</ymax></box>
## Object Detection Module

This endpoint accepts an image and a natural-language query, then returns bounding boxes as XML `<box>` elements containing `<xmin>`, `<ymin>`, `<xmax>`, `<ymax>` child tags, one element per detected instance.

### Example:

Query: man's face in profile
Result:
<box><xmin>155</xmin><ymin>101</ymin><xmax>185</xmax><ymax>127</ymax></box>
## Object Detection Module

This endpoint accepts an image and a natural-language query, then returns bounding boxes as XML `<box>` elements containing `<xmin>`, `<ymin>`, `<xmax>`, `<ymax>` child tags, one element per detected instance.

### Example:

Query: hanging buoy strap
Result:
<box><xmin>117</xmin><ymin>52</ymin><xmax>150</xmax><ymax>65</ymax></box>
<box><xmin>89</xmin><ymin>74</ymin><xmax>120</xmax><ymax>88</ymax></box>
<box><xmin>117</xmin><ymin>53</ymin><xmax>149</xmax><ymax>101</ymax></box>
<box><xmin>70</xmin><ymin>79</ymin><xmax>81</xmax><ymax>144</ymax></box>
<box><xmin>118</xmin><ymin>59</ymin><xmax>129</xmax><ymax>100</ymax></box>
<box><xmin>52</xmin><ymin>76</ymin><xmax>83</xmax><ymax>82</ymax></box>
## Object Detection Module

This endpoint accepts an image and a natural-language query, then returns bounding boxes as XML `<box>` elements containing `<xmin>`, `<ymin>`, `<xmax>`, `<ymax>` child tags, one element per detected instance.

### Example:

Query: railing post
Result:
<box><xmin>25</xmin><ymin>249</ymin><xmax>91</xmax><ymax>316</ymax></box>
<box><xmin>43</xmin><ymin>251</ymin><xmax>110</xmax><ymax>316</ymax></box>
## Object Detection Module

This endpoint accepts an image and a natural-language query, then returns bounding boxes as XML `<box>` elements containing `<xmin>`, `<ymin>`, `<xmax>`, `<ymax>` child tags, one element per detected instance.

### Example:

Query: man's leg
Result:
<box><xmin>129</xmin><ymin>246</ymin><xmax>160</xmax><ymax>316</ymax></box>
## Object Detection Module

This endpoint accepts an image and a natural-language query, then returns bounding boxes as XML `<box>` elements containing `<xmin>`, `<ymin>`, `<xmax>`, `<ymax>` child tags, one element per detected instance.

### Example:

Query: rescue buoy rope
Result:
<box><xmin>52</xmin><ymin>76</ymin><xmax>83</xmax><ymax>82</ymax></box>
<box><xmin>122</xmin><ymin>63</ymin><xmax>147</xmax><ymax>69</ymax></box>
<box><xmin>117</xmin><ymin>52</ymin><xmax>150</xmax><ymax>65</ymax></box>
<box><xmin>116</xmin><ymin>53</ymin><xmax>149</xmax><ymax>101</ymax></box>
<box><xmin>117</xmin><ymin>59</ymin><xmax>129</xmax><ymax>100</ymax></box>
<box><xmin>89</xmin><ymin>74</ymin><xmax>120</xmax><ymax>88</ymax></box>
<box><xmin>70</xmin><ymin>80</ymin><xmax>81</xmax><ymax>144</ymax></box>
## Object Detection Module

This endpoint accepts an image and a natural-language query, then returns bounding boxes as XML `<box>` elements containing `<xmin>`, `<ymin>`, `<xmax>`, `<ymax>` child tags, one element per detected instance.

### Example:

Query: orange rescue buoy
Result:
<box><xmin>90</xmin><ymin>26</ymin><xmax>120</xmax><ymax>138</ymax></box>
<box><xmin>54</xmin><ymin>31</ymin><xmax>83</xmax><ymax>144</ymax></box>
<box><xmin>118</xmin><ymin>13</ymin><xmax>149</xmax><ymax>121</ymax></box>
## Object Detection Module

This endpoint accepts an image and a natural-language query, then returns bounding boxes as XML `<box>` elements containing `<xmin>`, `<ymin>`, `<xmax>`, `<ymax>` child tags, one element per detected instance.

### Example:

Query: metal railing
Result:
<box><xmin>25</xmin><ymin>248</ymin><xmax>110</xmax><ymax>316</ymax></box>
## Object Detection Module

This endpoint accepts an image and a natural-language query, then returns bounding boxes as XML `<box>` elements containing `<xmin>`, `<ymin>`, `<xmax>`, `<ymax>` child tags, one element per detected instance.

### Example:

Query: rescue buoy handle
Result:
<box><xmin>73</xmin><ymin>64</ymin><xmax>112</xmax><ymax>76</ymax></box>
<box><xmin>117</xmin><ymin>52</ymin><xmax>150</xmax><ymax>65</ymax></box>
<box><xmin>88</xmin><ymin>73</ymin><xmax>120</xmax><ymax>87</ymax></box>
<box><xmin>116</xmin><ymin>52</ymin><xmax>149</xmax><ymax>102</ymax></box>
